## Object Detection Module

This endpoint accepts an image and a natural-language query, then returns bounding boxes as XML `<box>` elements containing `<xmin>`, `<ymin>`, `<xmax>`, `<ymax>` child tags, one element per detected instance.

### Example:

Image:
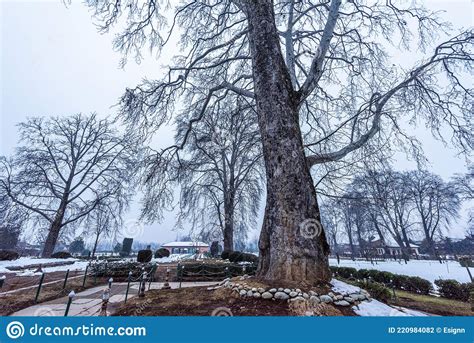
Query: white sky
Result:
<box><xmin>0</xmin><ymin>0</ymin><xmax>472</xmax><ymax>244</ymax></box>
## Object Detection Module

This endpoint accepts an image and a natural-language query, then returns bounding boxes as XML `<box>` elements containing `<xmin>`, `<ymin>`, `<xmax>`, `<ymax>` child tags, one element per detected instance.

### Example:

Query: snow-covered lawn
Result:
<box><xmin>329</xmin><ymin>258</ymin><xmax>472</xmax><ymax>285</ymax></box>
<box><xmin>0</xmin><ymin>257</ymin><xmax>89</xmax><ymax>276</ymax></box>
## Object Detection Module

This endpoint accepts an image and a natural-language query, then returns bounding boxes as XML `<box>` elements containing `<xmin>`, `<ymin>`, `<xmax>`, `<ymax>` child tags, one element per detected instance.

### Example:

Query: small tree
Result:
<box><xmin>121</xmin><ymin>238</ymin><xmax>133</xmax><ymax>256</ymax></box>
<box><xmin>69</xmin><ymin>237</ymin><xmax>85</xmax><ymax>254</ymax></box>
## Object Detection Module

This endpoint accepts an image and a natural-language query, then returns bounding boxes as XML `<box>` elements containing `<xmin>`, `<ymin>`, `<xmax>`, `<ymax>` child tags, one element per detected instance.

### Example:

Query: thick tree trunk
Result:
<box><xmin>245</xmin><ymin>0</ymin><xmax>330</xmax><ymax>284</ymax></box>
<box><xmin>223</xmin><ymin>205</ymin><xmax>234</xmax><ymax>252</ymax></box>
<box><xmin>41</xmin><ymin>202</ymin><xmax>67</xmax><ymax>257</ymax></box>
<box><xmin>42</xmin><ymin>219</ymin><xmax>62</xmax><ymax>257</ymax></box>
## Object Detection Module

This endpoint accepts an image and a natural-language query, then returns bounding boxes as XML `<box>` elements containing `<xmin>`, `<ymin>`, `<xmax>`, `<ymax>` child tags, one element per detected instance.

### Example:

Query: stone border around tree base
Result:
<box><xmin>207</xmin><ymin>275</ymin><xmax>371</xmax><ymax>307</ymax></box>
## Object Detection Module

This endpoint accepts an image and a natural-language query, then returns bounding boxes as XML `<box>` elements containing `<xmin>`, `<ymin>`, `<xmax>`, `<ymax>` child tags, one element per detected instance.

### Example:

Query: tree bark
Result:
<box><xmin>245</xmin><ymin>0</ymin><xmax>330</xmax><ymax>284</ymax></box>
<box><xmin>41</xmin><ymin>207</ymin><xmax>65</xmax><ymax>257</ymax></box>
<box><xmin>223</xmin><ymin>200</ymin><xmax>234</xmax><ymax>251</ymax></box>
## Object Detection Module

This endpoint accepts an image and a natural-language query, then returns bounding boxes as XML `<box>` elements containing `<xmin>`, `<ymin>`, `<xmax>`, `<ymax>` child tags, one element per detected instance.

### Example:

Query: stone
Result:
<box><xmin>309</xmin><ymin>295</ymin><xmax>320</xmax><ymax>304</ymax></box>
<box><xmin>246</xmin><ymin>290</ymin><xmax>253</xmax><ymax>297</ymax></box>
<box><xmin>257</xmin><ymin>288</ymin><xmax>265</xmax><ymax>294</ymax></box>
<box><xmin>343</xmin><ymin>297</ymin><xmax>354</xmax><ymax>303</ymax></box>
<box><xmin>334</xmin><ymin>300</ymin><xmax>351</xmax><ymax>306</ymax></box>
<box><xmin>269</xmin><ymin>288</ymin><xmax>277</xmax><ymax>293</ymax></box>
<box><xmin>302</xmin><ymin>293</ymin><xmax>309</xmax><ymax>299</ymax></box>
<box><xmin>262</xmin><ymin>292</ymin><xmax>273</xmax><ymax>299</ymax></box>
<box><xmin>253</xmin><ymin>292</ymin><xmax>261</xmax><ymax>298</ymax></box>
<box><xmin>309</xmin><ymin>290</ymin><xmax>318</xmax><ymax>296</ymax></box>
<box><xmin>350</xmin><ymin>293</ymin><xmax>366</xmax><ymax>301</ymax></box>
<box><xmin>290</xmin><ymin>296</ymin><xmax>305</xmax><ymax>302</ymax></box>
<box><xmin>335</xmin><ymin>295</ymin><xmax>343</xmax><ymax>300</ymax></box>
<box><xmin>278</xmin><ymin>288</ymin><xmax>284</xmax><ymax>292</ymax></box>
<box><xmin>328</xmin><ymin>292</ymin><xmax>335</xmax><ymax>298</ymax></box>
<box><xmin>239</xmin><ymin>290</ymin><xmax>247</xmax><ymax>297</ymax></box>
<box><xmin>295</xmin><ymin>288</ymin><xmax>302</xmax><ymax>293</ymax></box>
<box><xmin>238</xmin><ymin>285</ymin><xmax>243</xmax><ymax>290</ymax></box>
<box><xmin>274</xmin><ymin>292</ymin><xmax>290</xmax><ymax>300</ymax></box>
<box><xmin>289</xmin><ymin>291</ymin><xmax>298</xmax><ymax>298</ymax></box>
<box><xmin>320</xmin><ymin>295</ymin><xmax>333</xmax><ymax>303</ymax></box>
<box><xmin>284</xmin><ymin>288</ymin><xmax>292</xmax><ymax>294</ymax></box>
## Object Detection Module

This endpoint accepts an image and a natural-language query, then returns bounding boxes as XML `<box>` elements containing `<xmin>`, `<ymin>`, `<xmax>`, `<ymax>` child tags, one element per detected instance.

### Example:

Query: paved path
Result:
<box><xmin>11</xmin><ymin>281</ymin><xmax>218</xmax><ymax>317</ymax></box>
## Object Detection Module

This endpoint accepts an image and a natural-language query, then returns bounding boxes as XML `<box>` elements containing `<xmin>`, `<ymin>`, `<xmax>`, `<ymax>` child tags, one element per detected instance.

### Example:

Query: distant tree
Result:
<box><xmin>406</xmin><ymin>170</ymin><xmax>460</xmax><ymax>258</ymax></box>
<box><xmin>69</xmin><ymin>237</ymin><xmax>85</xmax><ymax>254</ymax></box>
<box><xmin>0</xmin><ymin>190</ymin><xmax>26</xmax><ymax>250</ymax></box>
<box><xmin>0</xmin><ymin>114</ymin><xmax>139</xmax><ymax>257</ymax></box>
<box><xmin>113</xmin><ymin>242</ymin><xmax>122</xmax><ymax>254</ymax></box>
<box><xmin>144</xmin><ymin>98</ymin><xmax>263</xmax><ymax>251</ymax></box>
<box><xmin>210</xmin><ymin>241</ymin><xmax>219</xmax><ymax>258</ymax></box>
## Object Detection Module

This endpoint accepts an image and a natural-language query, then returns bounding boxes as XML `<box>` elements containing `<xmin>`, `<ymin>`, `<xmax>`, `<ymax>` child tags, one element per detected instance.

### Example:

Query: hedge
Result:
<box><xmin>221</xmin><ymin>250</ymin><xmax>258</xmax><ymax>263</ymax></box>
<box><xmin>0</xmin><ymin>250</ymin><xmax>19</xmax><ymax>261</ymax></box>
<box><xmin>137</xmin><ymin>249</ymin><xmax>153</xmax><ymax>263</ymax></box>
<box><xmin>330</xmin><ymin>266</ymin><xmax>432</xmax><ymax>295</ymax></box>
<box><xmin>154</xmin><ymin>248</ymin><xmax>170</xmax><ymax>258</ymax></box>
<box><xmin>51</xmin><ymin>251</ymin><xmax>72</xmax><ymax>259</ymax></box>
<box><xmin>434</xmin><ymin>279</ymin><xmax>474</xmax><ymax>301</ymax></box>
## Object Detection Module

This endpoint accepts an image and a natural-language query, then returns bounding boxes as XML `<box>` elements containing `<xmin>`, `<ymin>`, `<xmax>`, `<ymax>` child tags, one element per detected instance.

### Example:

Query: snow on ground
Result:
<box><xmin>330</xmin><ymin>278</ymin><xmax>361</xmax><ymax>295</ymax></box>
<box><xmin>353</xmin><ymin>299</ymin><xmax>429</xmax><ymax>317</ymax></box>
<box><xmin>329</xmin><ymin>258</ymin><xmax>472</xmax><ymax>285</ymax></box>
<box><xmin>152</xmin><ymin>253</ymin><xmax>195</xmax><ymax>263</ymax></box>
<box><xmin>0</xmin><ymin>258</ymin><xmax>91</xmax><ymax>277</ymax></box>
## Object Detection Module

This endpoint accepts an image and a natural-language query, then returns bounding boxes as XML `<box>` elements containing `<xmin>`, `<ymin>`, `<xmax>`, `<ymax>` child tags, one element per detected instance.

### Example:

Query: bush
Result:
<box><xmin>154</xmin><ymin>248</ymin><xmax>170</xmax><ymax>259</ymax></box>
<box><xmin>226</xmin><ymin>251</ymin><xmax>258</xmax><ymax>263</ymax></box>
<box><xmin>0</xmin><ymin>250</ymin><xmax>19</xmax><ymax>261</ymax></box>
<box><xmin>81</xmin><ymin>249</ymin><xmax>91</xmax><ymax>257</ymax></box>
<box><xmin>435</xmin><ymin>279</ymin><xmax>473</xmax><ymax>301</ymax></box>
<box><xmin>51</xmin><ymin>251</ymin><xmax>72</xmax><ymax>259</ymax></box>
<box><xmin>459</xmin><ymin>257</ymin><xmax>474</xmax><ymax>268</ymax></box>
<box><xmin>355</xmin><ymin>280</ymin><xmax>392</xmax><ymax>302</ymax></box>
<box><xmin>137</xmin><ymin>249</ymin><xmax>152</xmax><ymax>263</ymax></box>
<box><xmin>210</xmin><ymin>241</ymin><xmax>219</xmax><ymax>257</ymax></box>
<box><xmin>331</xmin><ymin>266</ymin><xmax>432</xmax><ymax>295</ymax></box>
<box><xmin>221</xmin><ymin>250</ymin><xmax>231</xmax><ymax>260</ymax></box>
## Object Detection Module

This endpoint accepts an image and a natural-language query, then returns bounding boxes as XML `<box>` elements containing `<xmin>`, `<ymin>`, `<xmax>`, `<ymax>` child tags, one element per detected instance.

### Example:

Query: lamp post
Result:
<box><xmin>108</xmin><ymin>277</ymin><xmax>113</xmax><ymax>289</ymax></box>
<box><xmin>100</xmin><ymin>288</ymin><xmax>110</xmax><ymax>316</ymax></box>
<box><xmin>0</xmin><ymin>275</ymin><xmax>5</xmax><ymax>289</ymax></box>
<box><xmin>64</xmin><ymin>291</ymin><xmax>75</xmax><ymax>316</ymax></box>
<box><xmin>162</xmin><ymin>268</ymin><xmax>171</xmax><ymax>289</ymax></box>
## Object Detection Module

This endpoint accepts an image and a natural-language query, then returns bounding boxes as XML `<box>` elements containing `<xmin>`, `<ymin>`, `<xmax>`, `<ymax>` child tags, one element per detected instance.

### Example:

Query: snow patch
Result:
<box><xmin>353</xmin><ymin>299</ymin><xmax>429</xmax><ymax>317</ymax></box>
<box><xmin>330</xmin><ymin>278</ymin><xmax>361</xmax><ymax>295</ymax></box>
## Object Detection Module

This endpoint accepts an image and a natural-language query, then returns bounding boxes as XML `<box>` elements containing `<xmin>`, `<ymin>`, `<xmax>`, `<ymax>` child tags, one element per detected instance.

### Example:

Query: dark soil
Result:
<box><xmin>113</xmin><ymin>286</ymin><xmax>356</xmax><ymax>316</ymax></box>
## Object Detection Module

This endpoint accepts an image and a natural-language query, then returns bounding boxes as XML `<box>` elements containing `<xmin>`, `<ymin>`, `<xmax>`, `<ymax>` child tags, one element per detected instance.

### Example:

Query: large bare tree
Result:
<box><xmin>82</xmin><ymin>0</ymin><xmax>473</xmax><ymax>283</ymax></box>
<box><xmin>0</xmin><ymin>114</ymin><xmax>138</xmax><ymax>257</ymax></box>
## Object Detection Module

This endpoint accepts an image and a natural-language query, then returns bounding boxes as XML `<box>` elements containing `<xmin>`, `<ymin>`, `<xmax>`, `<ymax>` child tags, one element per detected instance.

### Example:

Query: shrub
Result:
<box><xmin>331</xmin><ymin>266</ymin><xmax>432</xmax><ymax>295</ymax></box>
<box><xmin>355</xmin><ymin>280</ymin><xmax>392</xmax><ymax>302</ymax></box>
<box><xmin>210</xmin><ymin>241</ymin><xmax>219</xmax><ymax>257</ymax></box>
<box><xmin>459</xmin><ymin>257</ymin><xmax>474</xmax><ymax>268</ymax></box>
<box><xmin>154</xmin><ymin>248</ymin><xmax>170</xmax><ymax>259</ymax></box>
<box><xmin>226</xmin><ymin>251</ymin><xmax>258</xmax><ymax>263</ymax></box>
<box><xmin>435</xmin><ymin>279</ymin><xmax>473</xmax><ymax>301</ymax></box>
<box><xmin>137</xmin><ymin>249</ymin><xmax>152</xmax><ymax>263</ymax></box>
<box><xmin>0</xmin><ymin>250</ymin><xmax>19</xmax><ymax>261</ymax></box>
<box><xmin>121</xmin><ymin>238</ymin><xmax>133</xmax><ymax>256</ymax></box>
<box><xmin>221</xmin><ymin>250</ymin><xmax>231</xmax><ymax>260</ymax></box>
<box><xmin>81</xmin><ymin>249</ymin><xmax>91</xmax><ymax>257</ymax></box>
<box><xmin>51</xmin><ymin>251</ymin><xmax>72</xmax><ymax>259</ymax></box>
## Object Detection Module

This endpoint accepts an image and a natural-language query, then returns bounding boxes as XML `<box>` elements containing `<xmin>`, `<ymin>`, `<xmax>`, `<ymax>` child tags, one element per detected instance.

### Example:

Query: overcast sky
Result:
<box><xmin>0</xmin><ymin>0</ymin><xmax>472</xmax><ymax>245</ymax></box>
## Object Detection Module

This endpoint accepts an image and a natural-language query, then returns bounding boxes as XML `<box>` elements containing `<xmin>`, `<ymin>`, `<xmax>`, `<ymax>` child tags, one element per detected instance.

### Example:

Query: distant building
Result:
<box><xmin>161</xmin><ymin>241</ymin><xmax>209</xmax><ymax>254</ymax></box>
<box><xmin>334</xmin><ymin>239</ymin><xmax>420</xmax><ymax>258</ymax></box>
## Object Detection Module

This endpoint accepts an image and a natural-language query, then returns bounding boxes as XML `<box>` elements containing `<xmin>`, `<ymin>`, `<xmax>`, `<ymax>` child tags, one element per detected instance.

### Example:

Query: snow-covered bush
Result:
<box><xmin>137</xmin><ymin>249</ymin><xmax>152</xmax><ymax>263</ymax></box>
<box><xmin>51</xmin><ymin>251</ymin><xmax>72</xmax><ymax>259</ymax></box>
<box><xmin>0</xmin><ymin>250</ymin><xmax>19</xmax><ymax>261</ymax></box>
